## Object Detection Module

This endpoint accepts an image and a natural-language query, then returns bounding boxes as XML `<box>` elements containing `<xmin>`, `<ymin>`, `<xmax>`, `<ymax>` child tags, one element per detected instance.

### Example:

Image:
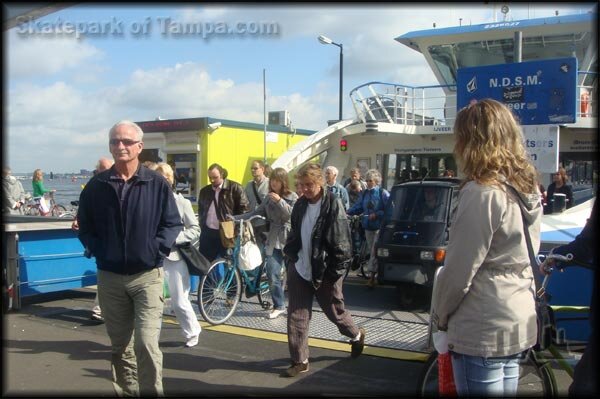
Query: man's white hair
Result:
<box><xmin>109</xmin><ymin>120</ymin><xmax>144</xmax><ymax>141</ymax></box>
<box><xmin>325</xmin><ymin>165</ymin><xmax>339</xmax><ymax>176</ymax></box>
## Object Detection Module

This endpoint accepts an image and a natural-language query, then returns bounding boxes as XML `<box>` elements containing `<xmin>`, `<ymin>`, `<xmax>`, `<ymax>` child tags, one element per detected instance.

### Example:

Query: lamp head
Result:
<box><xmin>318</xmin><ymin>35</ymin><xmax>333</xmax><ymax>45</ymax></box>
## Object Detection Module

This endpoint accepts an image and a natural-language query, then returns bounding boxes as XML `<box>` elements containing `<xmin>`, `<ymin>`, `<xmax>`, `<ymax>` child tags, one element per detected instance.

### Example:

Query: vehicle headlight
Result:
<box><xmin>377</xmin><ymin>248</ymin><xmax>389</xmax><ymax>257</ymax></box>
<box><xmin>420</xmin><ymin>251</ymin><xmax>434</xmax><ymax>260</ymax></box>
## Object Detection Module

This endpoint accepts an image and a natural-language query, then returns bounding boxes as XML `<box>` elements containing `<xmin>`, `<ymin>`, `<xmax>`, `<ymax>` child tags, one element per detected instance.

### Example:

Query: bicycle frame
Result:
<box><xmin>535</xmin><ymin>252</ymin><xmax>589</xmax><ymax>379</ymax></box>
<box><xmin>197</xmin><ymin>215</ymin><xmax>271</xmax><ymax>325</ymax></box>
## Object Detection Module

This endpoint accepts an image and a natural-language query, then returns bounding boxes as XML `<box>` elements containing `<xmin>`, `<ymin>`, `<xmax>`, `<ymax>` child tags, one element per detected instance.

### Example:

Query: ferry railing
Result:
<box><xmin>350</xmin><ymin>81</ymin><xmax>456</xmax><ymax>126</ymax></box>
<box><xmin>351</xmin><ymin>72</ymin><xmax>597</xmax><ymax>126</ymax></box>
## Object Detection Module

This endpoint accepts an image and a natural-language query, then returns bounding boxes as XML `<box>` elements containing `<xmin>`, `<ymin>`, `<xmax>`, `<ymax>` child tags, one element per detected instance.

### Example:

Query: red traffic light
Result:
<box><xmin>340</xmin><ymin>139</ymin><xmax>348</xmax><ymax>151</ymax></box>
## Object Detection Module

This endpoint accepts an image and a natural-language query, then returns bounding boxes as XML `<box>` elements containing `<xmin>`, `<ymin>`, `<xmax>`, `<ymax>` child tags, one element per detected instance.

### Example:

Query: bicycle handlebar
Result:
<box><xmin>244</xmin><ymin>215</ymin><xmax>266</xmax><ymax>222</ymax></box>
<box><xmin>537</xmin><ymin>253</ymin><xmax>574</xmax><ymax>296</ymax></box>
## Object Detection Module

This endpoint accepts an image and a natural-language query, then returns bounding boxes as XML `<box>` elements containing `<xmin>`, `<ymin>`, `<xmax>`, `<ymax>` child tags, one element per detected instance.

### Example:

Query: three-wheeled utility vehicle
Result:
<box><xmin>375</xmin><ymin>178</ymin><xmax>461</xmax><ymax>309</ymax></box>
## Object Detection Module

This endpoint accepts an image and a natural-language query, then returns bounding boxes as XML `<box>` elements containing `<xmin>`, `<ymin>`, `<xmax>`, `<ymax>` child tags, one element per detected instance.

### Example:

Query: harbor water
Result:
<box><xmin>18</xmin><ymin>177</ymin><xmax>91</xmax><ymax>207</ymax></box>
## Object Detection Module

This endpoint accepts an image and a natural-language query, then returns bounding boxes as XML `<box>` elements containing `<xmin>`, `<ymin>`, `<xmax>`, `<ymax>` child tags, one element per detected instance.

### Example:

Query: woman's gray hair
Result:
<box><xmin>365</xmin><ymin>169</ymin><xmax>381</xmax><ymax>184</ymax></box>
<box><xmin>109</xmin><ymin>120</ymin><xmax>144</xmax><ymax>141</ymax></box>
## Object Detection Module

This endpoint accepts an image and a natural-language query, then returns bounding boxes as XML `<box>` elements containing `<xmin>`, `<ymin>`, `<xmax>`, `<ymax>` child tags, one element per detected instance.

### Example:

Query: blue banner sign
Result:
<box><xmin>457</xmin><ymin>58</ymin><xmax>577</xmax><ymax>125</ymax></box>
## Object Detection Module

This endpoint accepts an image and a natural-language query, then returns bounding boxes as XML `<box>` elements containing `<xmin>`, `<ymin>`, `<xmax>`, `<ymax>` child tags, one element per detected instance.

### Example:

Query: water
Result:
<box><xmin>20</xmin><ymin>177</ymin><xmax>91</xmax><ymax>207</ymax></box>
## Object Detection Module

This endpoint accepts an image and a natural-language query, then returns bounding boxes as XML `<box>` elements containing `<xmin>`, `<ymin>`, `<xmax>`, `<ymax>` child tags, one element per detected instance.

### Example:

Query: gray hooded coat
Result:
<box><xmin>432</xmin><ymin>179</ymin><xmax>542</xmax><ymax>357</ymax></box>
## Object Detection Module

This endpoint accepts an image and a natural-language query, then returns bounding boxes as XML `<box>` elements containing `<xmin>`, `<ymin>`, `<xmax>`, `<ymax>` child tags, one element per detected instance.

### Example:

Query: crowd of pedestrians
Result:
<box><xmin>6</xmin><ymin>99</ymin><xmax>595</xmax><ymax>396</ymax></box>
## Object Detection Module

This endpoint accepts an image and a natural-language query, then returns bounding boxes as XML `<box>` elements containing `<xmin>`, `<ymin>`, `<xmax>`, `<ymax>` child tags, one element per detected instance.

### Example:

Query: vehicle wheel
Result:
<box><xmin>257</xmin><ymin>265</ymin><xmax>273</xmax><ymax>310</ymax></box>
<box><xmin>51</xmin><ymin>205</ymin><xmax>67</xmax><ymax>217</ymax></box>
<box><xmin>416</xmin><ymin>350</ymin><xmax>556</xmax><ymax>397</ymax></box>
<box><xmin>397</xmin><ymin>283</ymin><xmax>418</xmax><ymax>309</ymax></box>
<box><xmin>198</xmin><ymin>260</ymin><xmax>241</xmax><ymax>325</ymax></box>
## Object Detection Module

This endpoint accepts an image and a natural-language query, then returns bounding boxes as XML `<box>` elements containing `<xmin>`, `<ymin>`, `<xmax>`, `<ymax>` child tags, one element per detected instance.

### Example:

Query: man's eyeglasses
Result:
<box><xmin>251</xmin><ymin>167</ymin><xmax>260</xmax><ymax>170</ymax></box>
<box><xmin>366</xmin><ymin>179</ymin><xmax>374</xmax><ymax>182</ymax></box>
<box><xmin>109</xmin><ymin>139</ymin><xmax>140</xmax><ymax>146</ymax></box>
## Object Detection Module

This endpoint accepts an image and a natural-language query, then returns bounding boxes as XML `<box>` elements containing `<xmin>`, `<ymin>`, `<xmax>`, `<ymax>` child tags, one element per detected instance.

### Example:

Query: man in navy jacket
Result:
<box><xmin>78</xmin><ymin>120</ymin><xmax>182</xmax><ymax>396</ymax></box>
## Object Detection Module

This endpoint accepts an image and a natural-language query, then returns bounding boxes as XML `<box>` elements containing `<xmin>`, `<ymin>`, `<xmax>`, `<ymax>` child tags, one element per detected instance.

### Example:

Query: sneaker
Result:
<box><xmin>350</xmin><ymin>327</ymin><xmax>366</xmax><ymax>358</ymax></box>
<box><xmin>283</xmin><ymin>361</ymin><xmax>309</xmax><ymax>377</ymax></box>
<box><xmin>90</xmin><ymin>313</ymin><xmax>104</xmax><ymax>322</ymax></box>
<box><xmin>185</xmin><ymin>334</ymin><xmax>199</xmax><ymax>348</ymax></box>
<box><xmin>266</xmin><ymin>308</ymin><xmax>286</xmax><ymax>319</ymax></box>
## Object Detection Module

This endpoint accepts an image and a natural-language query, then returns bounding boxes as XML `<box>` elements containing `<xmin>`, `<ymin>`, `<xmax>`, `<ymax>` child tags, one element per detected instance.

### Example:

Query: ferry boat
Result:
<box><xmin>272</xmin><ymin>9</ymin><xmax>597</xmax><ymax>193</ymax></box>
<box><xmin>272</xmin><ymin>7</ymin><xmax>597</xmax><ymax>340</ymax></box>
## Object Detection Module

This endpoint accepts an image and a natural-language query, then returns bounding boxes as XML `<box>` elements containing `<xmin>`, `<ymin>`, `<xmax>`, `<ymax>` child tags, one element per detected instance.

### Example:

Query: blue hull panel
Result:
<box><xmin>18</xmin><ymin>229</ymin><xmax>98</xmax><ymax>296</ymax></box>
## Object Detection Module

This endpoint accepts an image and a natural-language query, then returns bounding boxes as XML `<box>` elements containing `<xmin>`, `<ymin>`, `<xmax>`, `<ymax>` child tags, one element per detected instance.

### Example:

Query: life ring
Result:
<box><xmin>580</xmin><ymin>90</ymin><xmax>590</xmax><ymax>117</ymax></box>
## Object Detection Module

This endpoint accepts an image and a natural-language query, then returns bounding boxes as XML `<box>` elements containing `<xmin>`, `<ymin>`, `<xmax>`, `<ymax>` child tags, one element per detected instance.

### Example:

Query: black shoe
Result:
<box><xmin>283</xmin><ymin>361</ymin><xmax>309</xmax><ymax>377</ymax></box>
<box><xmin>350</xmin><ymin>328</ymin><xmax>365</xmax><ymax>358</ymax></box>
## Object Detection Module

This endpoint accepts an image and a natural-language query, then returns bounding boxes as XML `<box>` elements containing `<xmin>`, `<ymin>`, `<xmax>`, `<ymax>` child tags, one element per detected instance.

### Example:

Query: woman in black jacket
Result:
<box><xmin>545</xmin><ymin>167</ymin><xmax>574</xmax><ymax>213</ymax></box>
<box><xmin>282</xmin><ymin>163</ymin><xmax>365</xmax><ymax>378</ymax></box>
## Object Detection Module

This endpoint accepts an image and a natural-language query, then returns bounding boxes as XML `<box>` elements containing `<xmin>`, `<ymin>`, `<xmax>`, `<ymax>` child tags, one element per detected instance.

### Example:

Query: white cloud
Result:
<box><xmin>5</xmin><ymin>4</ymin><xmax>594</xmax><ymax>173</ymax></box>
<box><xmin>5</xmin><ymin>62</ymin><xmax>329</xmax><ymax>173</ymax></box>
<box><xmin>6</xmin><ymin>31</ymin><xmax>104</xmax><ymax>79</ymax></box>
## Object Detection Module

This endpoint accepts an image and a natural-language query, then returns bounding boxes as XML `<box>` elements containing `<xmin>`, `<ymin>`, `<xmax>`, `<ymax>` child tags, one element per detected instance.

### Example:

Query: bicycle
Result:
<box><xmin>58</xmin><ymin>200</ymin><xmax>79</xmax><ymax>219</ymax></box>
<box><xmin>416</xmin><ymin>253</ymin><xmax>589</xmax><ymax>396</ymax></box>
<box><xmin>345</xmin><ymin>215</ymin><xmax>370</xmax><ymax>280</ymax></box>
<box><xmin>23</xmin><ymin>191</ymin><xmax>67</xmax><ymax>217</ymax></box>
<box><xmin>197</xmin><ymin>215</ymin><xmax>275</xmax><ymax>325</ymax></box>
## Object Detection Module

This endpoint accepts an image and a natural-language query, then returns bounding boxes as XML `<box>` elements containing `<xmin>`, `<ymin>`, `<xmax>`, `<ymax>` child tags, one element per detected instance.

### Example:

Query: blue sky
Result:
<box><xmin>4</xmin><ymin>3</ymin><xmax>595</xmax><ymax>173</ymax></box>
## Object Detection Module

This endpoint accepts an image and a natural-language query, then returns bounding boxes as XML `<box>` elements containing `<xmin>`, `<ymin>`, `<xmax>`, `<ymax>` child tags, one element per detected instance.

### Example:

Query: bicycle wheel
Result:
<box><xmin>416</xmin><ymin>350</ymin><xmax>556</xmax><ymax>397</ymax></box>
<box><xmin>24</xmin><ymin>205</ymin><xmax>39</xmax><ymax>216</ymax></box>
<box><xmin>198</xmin><ymin>259</ymin><xmax>241</xmax><ymax>325</ymax></box>
<box><xmin>358</xmin><ymin>241</ymin><xmax>370</xmax><ymax>279</ymax></box>
<box><xmin>518</xmin><ymin>350</ymin><xmax>557</xmax><ymax>396</ymax></box>
<box><xmin>257</xmin><ymin>265</ymin><xmax>273</xmax><ymax>310</ymax></box>
<box><xmin>416</xmin><ymin>351</ymin><xmax>439</xmax><ymax>396</ymax></box>
<box><xmin>51</xmin><ymin>204</ymin><xmax>67</xmax><ymax>217</ymax></box>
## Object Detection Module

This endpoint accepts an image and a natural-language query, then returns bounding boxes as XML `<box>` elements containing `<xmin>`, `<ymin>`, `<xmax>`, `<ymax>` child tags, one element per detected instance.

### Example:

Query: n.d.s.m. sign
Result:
<box><xmin>457</xmin><ymin>57</ymin><xmax>577</xmax><ymax>125</ymax></box>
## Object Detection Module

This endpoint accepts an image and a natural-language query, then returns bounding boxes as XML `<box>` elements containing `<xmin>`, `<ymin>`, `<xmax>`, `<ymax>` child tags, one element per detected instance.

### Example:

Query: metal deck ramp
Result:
<box><xmin>166</xmin><ymin>295</ymin><xmax>430</xmax><ymax>355</ymax></box>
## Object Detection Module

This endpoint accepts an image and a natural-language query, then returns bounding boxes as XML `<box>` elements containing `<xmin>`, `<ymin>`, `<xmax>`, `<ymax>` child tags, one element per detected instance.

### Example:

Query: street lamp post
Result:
<box><xmin>318</xmin><ymin>34</ymin><xmax>343</xmax><ymax>121</ymax></box>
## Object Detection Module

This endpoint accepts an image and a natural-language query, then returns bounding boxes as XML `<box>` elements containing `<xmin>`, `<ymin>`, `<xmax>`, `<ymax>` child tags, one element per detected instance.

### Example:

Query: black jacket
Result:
<box><xmin>283</xmin><ymin>190</ymin><xmax>352</xmax><ymax>289</ymax></box>
<box><xmin>197</xmin><ymin>179</ymin><xmax>249</xmax><ymax>226</ymax></box>
<box><xmin>78</xmin><ymin>165</ymin><xmax>183</xmax><ymax>275</ymax></box>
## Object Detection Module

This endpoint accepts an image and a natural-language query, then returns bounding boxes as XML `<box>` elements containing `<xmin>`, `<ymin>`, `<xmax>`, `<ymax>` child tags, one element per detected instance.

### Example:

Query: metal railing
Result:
<box><xmin>350</xmin><ymin>71</ymin><xmax>597</xmax><ymax>126</ymax></box>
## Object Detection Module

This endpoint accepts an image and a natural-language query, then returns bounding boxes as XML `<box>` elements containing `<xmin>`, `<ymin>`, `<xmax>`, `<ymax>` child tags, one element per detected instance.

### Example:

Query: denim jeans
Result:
<box><xmin>451</xmin><ymin>351</ymin><xmax>521</xmax><ymax>397</ymax></box>
<box><xmin>266</xmin><ymin>249</ymin><xmax>286</xmax><ymax>310</ymax></box>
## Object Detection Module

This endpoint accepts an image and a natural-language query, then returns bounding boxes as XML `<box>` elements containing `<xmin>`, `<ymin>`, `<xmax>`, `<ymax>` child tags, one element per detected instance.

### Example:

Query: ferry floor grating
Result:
<box><xmin>165</xmin><ymin>296</ymin><xmax>430</xmax><ymax>353</ymax></box>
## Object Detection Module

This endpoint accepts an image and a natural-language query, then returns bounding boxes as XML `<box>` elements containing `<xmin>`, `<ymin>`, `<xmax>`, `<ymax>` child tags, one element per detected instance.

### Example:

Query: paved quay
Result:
<box><xmin>3</xmin><ymin>274</ymin><xmax>573</xmax><ymax>396</ymax></box>
<box><xmin>3</xmin><ymin>277</ymin><xmax>429</xmax><ymax>397</ymax></box>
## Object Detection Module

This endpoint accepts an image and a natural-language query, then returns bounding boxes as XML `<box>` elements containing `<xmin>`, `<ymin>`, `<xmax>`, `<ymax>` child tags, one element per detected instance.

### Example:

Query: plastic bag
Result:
<box><xmin>239</xmin><ymin>240</ymin><xmax>262</xmax><ymax>270</ymax></box>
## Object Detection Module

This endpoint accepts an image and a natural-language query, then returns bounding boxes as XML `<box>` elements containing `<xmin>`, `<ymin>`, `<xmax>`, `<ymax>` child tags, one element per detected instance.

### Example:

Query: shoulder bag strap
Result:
<box><xmin>505</xmin><ymin>184</ymin><xmax>538</xmax><ymax>269</ymax></box>
<box><xmin>252</xmin><ymin>181</ymin><xmax>262</xmax><ymax>205</ymax></box>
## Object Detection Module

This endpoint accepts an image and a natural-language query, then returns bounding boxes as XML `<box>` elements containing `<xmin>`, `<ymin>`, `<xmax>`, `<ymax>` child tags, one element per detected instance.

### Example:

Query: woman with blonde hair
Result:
<box><xmin>432</xmin><ymin>99</ymin><xmax>542</xmax><ymax>396</ymax></box>
<box><xmin>32</xmin><ymin>169</ymin><xmax>55</xmax><ymax>215</ymax></box>
<box><xmin>153</xmin><ymin>162</ymin><xmax>202</xmax><ymax>347</ymax></box>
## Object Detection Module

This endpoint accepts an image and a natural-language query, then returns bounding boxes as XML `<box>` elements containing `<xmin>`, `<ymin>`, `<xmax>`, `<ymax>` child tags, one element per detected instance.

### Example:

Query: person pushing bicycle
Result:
<box><xmin>539</xmin><ymin>197</ymin><xmax>597</xmax><ymax>397</ymax></box>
